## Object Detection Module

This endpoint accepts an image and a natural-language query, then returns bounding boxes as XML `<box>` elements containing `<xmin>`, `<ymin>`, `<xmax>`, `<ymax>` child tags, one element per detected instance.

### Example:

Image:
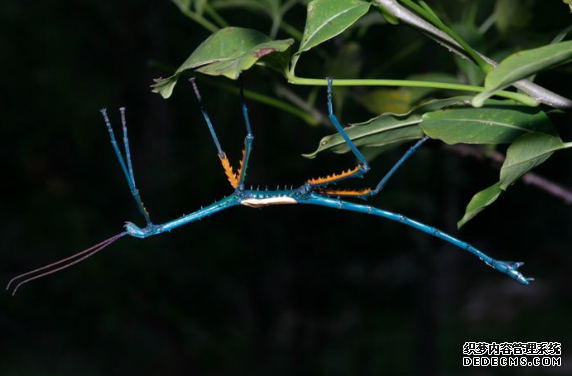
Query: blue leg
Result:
<box><xmin>189</xmin><ymin>78</ymin><xmax>224</xmax><ymax>156</ymax></box>
<box><xmin>365</xmin><ymin>136</ymin><xmax>430</xmax><ymax>196</ymax></box>
<box><xmin>326</xmin><ymin>77</ymin><xmax>369</xmax><ymax>169</ymax></box>
<box><xmin>317</xmin><ymin>136</ymin><xmax>430</xmax><ymax>197</ymax></box>
<box><xmin>100</xmin><ymin>108</ymin><xmax>152</xmax><ymax>225</ymax></box>
<box><xmin>305</xmin><ymin>194</ymin><xmax>533</xmax><ymax>285</ymax></box>
<box><xmin>307</xmin><ymin>77</ymin><xmax>370</xmax><ymax>186</ymax></box>
<box><xmin>311</xmin><ymin>77</ymin><xmax>428</xmax><ymax>194</ymax></box>
<box><xmin>120</xmin><ymin>107</ymin><xmax>136</xmax><ymax>185</ymax></box>
<box><xmin>190</xmin><ymin>77</ymin><xmax>247</xmax><ymax>189</ymax></box>
<box><xmin>237</xmin><ymin>75</ymin><xmax>254</xmax><ymax>189</ymax></box>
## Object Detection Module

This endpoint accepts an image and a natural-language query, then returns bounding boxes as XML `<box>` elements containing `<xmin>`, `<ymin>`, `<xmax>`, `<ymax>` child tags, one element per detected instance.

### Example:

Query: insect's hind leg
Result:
<box><xmin>100</xmin><ymin>108</ymin><xmax>152</xmax><ymax>225</ymax></box>
<box><xmin>306</xmin><ymin>195</ymin><xmax>533</xmax><ymax>285</ymax></box>
<box><xmin>307</xmin><ymin>77</ymin><xmax>370</xmax><ymax>187</ymax></box>
<box><xmin>320</xmin><ymin>136</ymin><xmax>430</xmax><ymax>198</ymax></box>
<box><xmin>366</xmin><ymin>136</ymin><xmax>429</xmax><ymax>197</ymax></box>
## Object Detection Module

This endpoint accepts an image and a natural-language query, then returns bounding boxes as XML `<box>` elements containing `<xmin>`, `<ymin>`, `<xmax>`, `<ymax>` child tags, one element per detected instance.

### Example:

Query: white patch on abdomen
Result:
<box><xmin>241</xmin><ymin>197</ymin><xmax>298</xmax><ymax>208</ymax></box>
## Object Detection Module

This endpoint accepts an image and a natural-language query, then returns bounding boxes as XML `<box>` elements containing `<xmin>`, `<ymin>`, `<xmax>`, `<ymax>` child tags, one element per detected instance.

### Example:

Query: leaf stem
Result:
<box><xmin>179</xmin><ymin>8</ymin><xmax>219</xmax><ymax>33</ymax></box>
<box><xmin>478</xmin><ymin>13</ymin><xmax>496</xmax><ymax>35</ymax></box>
<box><xmin>287</xmin><ymin>76</ymin><xmax>539</xmax><ymax>106</ymax></box>
<box><xmin>203</xmin><ymin>3</ymin><xmax>229</xmax><ymax>28</ymax></box>
<box><xmin>399</xmin><ymin>0</ymin><xmax>491</xmax><ymax>73</ymax></box>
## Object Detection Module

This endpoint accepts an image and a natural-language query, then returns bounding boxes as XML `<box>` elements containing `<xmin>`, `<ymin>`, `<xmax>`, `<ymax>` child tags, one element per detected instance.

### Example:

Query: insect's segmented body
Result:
<box><xmin>124</xmin><ymin>186</ymin><xmax>323</xmax><ymax>238</ymax></box>
<box><xmin>7</xmin><ymin>76</ymin><xmax>533</xmax><ymax>295</ymax></box>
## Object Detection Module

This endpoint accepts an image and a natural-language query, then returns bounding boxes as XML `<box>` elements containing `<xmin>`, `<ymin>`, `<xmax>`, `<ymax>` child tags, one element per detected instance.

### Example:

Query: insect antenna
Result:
<box><xmin>7</xmin><ymin>232</ymin><xmax>127</xmax><ymax>295</ymax></box>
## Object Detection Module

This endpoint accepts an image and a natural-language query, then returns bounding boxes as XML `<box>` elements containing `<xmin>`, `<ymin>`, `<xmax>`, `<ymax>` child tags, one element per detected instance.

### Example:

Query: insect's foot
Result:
<box><xmin>491</xmin><ymin>260</ymin><xmax>534</xmax><ymax>285</ymax></box>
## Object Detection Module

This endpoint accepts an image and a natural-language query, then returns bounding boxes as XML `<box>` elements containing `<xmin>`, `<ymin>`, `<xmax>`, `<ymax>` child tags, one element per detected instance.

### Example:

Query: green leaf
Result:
<box><xmin>473</xmin><ymin>41</ymin><xmax>572</xmax><ymax>107</ymax></box>
<box><xmin>303</xmin><ymin>97</ymin><xmax>471</xmax><ymax>159</ymax></box>
<box><xmin>459</xmin><ymin>132</ymin><xmax>568</xmax><ymax>227</ymax></box>
<box><xmin>296</xmin><ymin>0</ymin><xmax>371</xmax><ymax>55</ymax></box>
<box><xmin>457</xmin><ymin>183</ymin><xmax>502</xmax><ymax>229</ymax></box>
<box><xmin>152</xmin><ymin>27</ymin><xmax>294</xmax><ymax>98</ymax></box>
<box><xmin>360</xmin><ymin>141</ymin><xmax>414</xmax><ymax>161</ymax></box>
<box><xmin>421</xmin><ymin>102</ymin><xmax>555</xmax><ymax>145</ymax></box>
<box><xmin>499</xmin><ymin>132</ymin><xmax>565</xmax><ymax>190</ymax></box>
<box><xmin>551</xmin><ymin>24</ymin><xmax>572</xmax><ymax>44</ymax></box>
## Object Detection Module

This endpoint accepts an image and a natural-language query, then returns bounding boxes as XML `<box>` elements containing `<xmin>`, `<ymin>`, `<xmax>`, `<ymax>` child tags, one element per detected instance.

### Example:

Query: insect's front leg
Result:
<box><xmin>190</xmin><ymin>76</ymin><xmax>255</xmax><ymax>190</ymax></box>
<box><xmin>101</xmin><ymin>108</ymin><xmax>152</xmax><ymax>226</ymax></box>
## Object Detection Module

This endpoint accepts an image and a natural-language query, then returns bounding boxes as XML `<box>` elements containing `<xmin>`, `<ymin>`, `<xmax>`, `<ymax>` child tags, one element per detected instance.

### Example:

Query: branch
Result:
<box><xmin>444</xmin><ymin>144</ymin><xmax>572</xmax><ymax>204</ymax></box>
<box><xmin>373</xmin><ymin>0</ymin><xmax>572</xmax><ymax>109</ymax></box>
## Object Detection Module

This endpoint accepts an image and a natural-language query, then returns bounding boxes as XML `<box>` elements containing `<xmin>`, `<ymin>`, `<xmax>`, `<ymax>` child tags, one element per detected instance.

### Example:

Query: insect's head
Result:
<box><xmin>125</xmin><ymin>222</ymin><xmax>148</xmax><ymax>238</ymax></box>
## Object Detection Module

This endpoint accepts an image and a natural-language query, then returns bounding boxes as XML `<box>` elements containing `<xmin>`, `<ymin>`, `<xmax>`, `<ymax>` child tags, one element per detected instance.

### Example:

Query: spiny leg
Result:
<box><xmin>307</xmin><ymin>77</ymin><xmax>370</xmax><ymax>187</ymax></box>
<box><xmin>190</xmin><ymin>77</ymin><xmax>243</xmax><ymax>189</ymax></box>
<box><xmin>236</xmin><ymin>75</ymin><xmax>254</xmax><ymax>189</ymax></box>
<box><xmin>319</xmin><ymin>136</ymin><xmax>430</xmax><ymax>198</ymax></box>
<box><xmin>101</xmin><ymin>108</ymin><xmax>152</xmax><ymax>225</ymax></box>
<box><xmin>306</xmin><ymin>195</ymin><xmax>533</xmax><ymax>285</ymax></box>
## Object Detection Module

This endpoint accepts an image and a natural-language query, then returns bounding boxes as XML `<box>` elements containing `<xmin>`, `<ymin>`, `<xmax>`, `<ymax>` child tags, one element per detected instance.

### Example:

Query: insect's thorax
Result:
<box><xmin>239</xmin><ymin>188</ymin><xmax>304</xmax><ymax>208</ymax></box>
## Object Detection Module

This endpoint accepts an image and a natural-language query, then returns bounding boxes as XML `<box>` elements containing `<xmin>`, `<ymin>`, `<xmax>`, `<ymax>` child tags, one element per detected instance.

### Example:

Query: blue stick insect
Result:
<box><xmin>7</xmin><ymin>77</ymin><xmax>533</xmax><ymax>295</ymax></box>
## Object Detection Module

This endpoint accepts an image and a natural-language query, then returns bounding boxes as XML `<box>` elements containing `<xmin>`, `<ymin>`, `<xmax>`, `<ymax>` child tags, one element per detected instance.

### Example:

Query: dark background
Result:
<box><xmin>2</xmin><ymin>1</ymin><xmax>571</xmax><ymax>375</ymax></box>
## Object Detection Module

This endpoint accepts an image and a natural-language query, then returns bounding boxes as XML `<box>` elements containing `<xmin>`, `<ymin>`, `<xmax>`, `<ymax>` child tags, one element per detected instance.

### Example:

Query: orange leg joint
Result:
<box><xmin>307</xmin><ymin>165</ymin><xmax>363</xmax><ymax>186</ymax></box>
<box><xmin>318</xmin><ymin>188</ymin><xmax>373</xmax><ymax>196</ymax></box>
<box><xmin>218</xmin><ymin>146</ymin><xmax>247</xmax><ymax>189</ymax></box>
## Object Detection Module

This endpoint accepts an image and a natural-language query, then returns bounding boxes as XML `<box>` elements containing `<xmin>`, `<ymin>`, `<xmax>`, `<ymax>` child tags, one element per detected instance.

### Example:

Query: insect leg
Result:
<box><xmin>307</xmin><ymin>77</ymin><xmax>370</xmax><ymax>187</ymax></box>
<box><xmin>236</xmin><ymin>75</ymin><xmax>254</xmax><ymax>189</ymax></box>
<box><xmin>318</xmin><ymin>136</ymin><xmax>430</xmax><ymax>198</ymax></box>
<box><xmin>101</xmin><ymin>108</ymin><xmax>152</xmax><ymax>225</ymax></box>
<box><xmin>190</xmin><ymin>77</ymin><xmax>241</xmax><ymax>189</ymax></box>
<box><xmin>305</xmin><ymin>195</ymin><xmax>533</xmax><ymax>285</ymax></box>
<box><xmin>367</xmin><ymin>136</ymin><xmax>429</xmax><ymax>196</ymax></box>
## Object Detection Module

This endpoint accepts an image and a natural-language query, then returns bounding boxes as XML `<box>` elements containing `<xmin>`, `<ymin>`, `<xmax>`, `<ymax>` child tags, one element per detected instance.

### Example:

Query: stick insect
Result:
<box><xmin>7</xmin><ymin>77</ymin><xmax>533</xmax><ymax>295</ymax></box>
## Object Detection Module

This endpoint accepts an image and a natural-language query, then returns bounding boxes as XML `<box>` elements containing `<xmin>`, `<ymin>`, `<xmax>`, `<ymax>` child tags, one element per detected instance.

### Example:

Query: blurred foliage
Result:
<box><xmin>2</xmin><ymin>1</ymin><xmax>572</xmax><ymax>375</ymax></box>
